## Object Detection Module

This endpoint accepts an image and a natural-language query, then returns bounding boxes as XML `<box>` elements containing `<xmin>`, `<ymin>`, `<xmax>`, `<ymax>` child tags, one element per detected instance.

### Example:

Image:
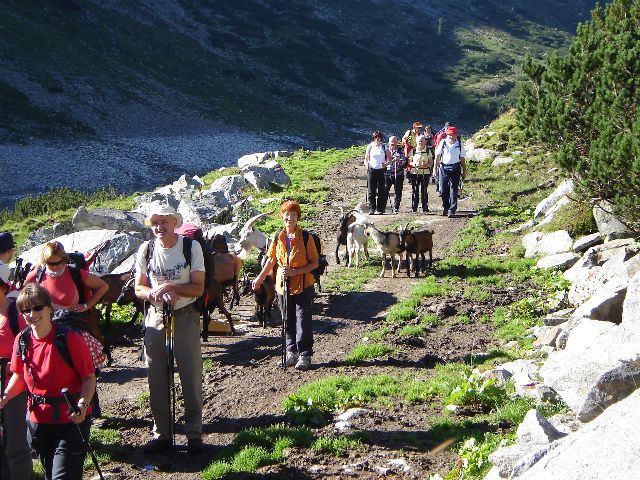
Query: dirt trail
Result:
<box><xmin>95</xmin><ymin>157</ymin><xmax>479</xmax><ymax>479</ymax></box>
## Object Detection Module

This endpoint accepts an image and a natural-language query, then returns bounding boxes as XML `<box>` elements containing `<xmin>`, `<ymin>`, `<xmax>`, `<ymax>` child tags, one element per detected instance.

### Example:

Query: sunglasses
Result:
<box><xmin>45</xmin><ymin>259</ymin><xmax>65</xmax><ymax>267</ymax></box>
<box><xmin>20</xmin><ymin>304</ymin><xmax>46</xmax><ymax>315</ymax></box>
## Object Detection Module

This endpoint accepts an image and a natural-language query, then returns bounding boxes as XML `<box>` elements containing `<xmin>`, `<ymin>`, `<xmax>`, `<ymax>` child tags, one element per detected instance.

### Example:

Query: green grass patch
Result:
<box><xmin>201</xmin><ymin>425</ymin><xmax>313</xmax><ymax>479</ymax></box>
<box><xmin>322</xmin><ymin>260</ymin><xmax>380</xmax><ymax>294</ymax></box>
<box><xmin>398</xmin><ymin>324</ymin><xmax>427</xmax><ymax>336</ymax></box>
<box><xmin>311</xmin><ymin>434</ymin><xmax>361</xmax><ymax>456</ymax></box>
<box><xmin>463</xmin><ymin>286</ymin><xmax>492</xmax><ymax>301</ymax></box>
<box><xmin>346</xmin><ymin>343</ymin><xmax>394</xmax><ymax>362</ymax></box>
<box><xmin>492</xmin><ymin>297</ymin><xmax>544</xmax><ymax>345</ymax></box>
<box><xmin>84</xmin><ymin>427</ymin><xmax>126</xmax><ymax>471</ymax></box>
<box><xmin>137</xmin><ymin>391</ymin><xmax>150</xmax><ymax>410</ymax></box>
<box><xmin>366</xmin><ymin>327</ymin><xmax>392</xmax><ymax>341</ymax></box>
<box><xmin>386</xmin><ymin>303</ymin><xmax>418</xmax><ymax>323</ymax></box>
<box><xmin>420</xmin><ymin>314</ymin><xmax>441</xmax><ymax>327</ymax></box>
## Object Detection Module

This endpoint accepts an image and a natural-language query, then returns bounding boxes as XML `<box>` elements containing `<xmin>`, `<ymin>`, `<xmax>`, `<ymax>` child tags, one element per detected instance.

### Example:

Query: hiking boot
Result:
<box><xmin>375</xmin><ymin>210</ymin><xmax>384</xmax><ymax>215</ymax></box>
<box><xmin>187</xmin><ymin>438</ymin><xmax>204</xmax><ymax>455</ymax></box>
<box><xmin>448</xmin><ymin>211</ymin><xmax>455</xmax><ymax>218</ymax></box>
<box><xmin>143</xmin><ymin>438</ymin><xmax>171</xmax><ymax>454</ymax></box>
<box><xmin>441</xmin><ymin>210</ymin><xmax>447</xmax><ymax>216</ymax></box>
<box><xmin>295</xmin><ymin>356</ymin><xmax>311</xmax><ymax>371</ymax></box>
<box><xmin>279</xmin><ymin>352</ymin><xmax>299</xmax><ymax>368</ymax></box>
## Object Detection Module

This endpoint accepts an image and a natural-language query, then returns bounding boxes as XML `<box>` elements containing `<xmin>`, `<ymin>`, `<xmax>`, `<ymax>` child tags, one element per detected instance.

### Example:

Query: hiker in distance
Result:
<box><xmin>0</xmin><ymin>284</ymin><xmax>95</xmax><ymax>480</ymax></box>
<box><xmin>434</xmin><ymin>125</ymin><xmax>467</xmax><ymax>217</ymax></box>
<box><xmin>364</xmin><ymin>130</ymin><xmax>392</xmax><ymax>215</ymax></box>
<box><xmin>408</xmin><ymin>135</ymin><xmax>434</xmax><ymax>213</ymax></box>
<box><xmin>383</xmin><ymin>136</ymin><xmax>407</xmax><ymax>214</ymax></box>
<box><xmin>0</xmin><ymin>232</ymin><xmax>32</xmax><ymax>479</ymax></box>
<box><xmin>252</xmin><ymin>200</ymin><xmax>319</xmax><ymax>371</ymax></box>
<box><xmin>134</xmin><ymin>203</ymin><xmax>206</xmax><ymax>454</ymax></box>
<box><xmin>401</xmin><ymin>121</ymin><xmax>423</xmax><ymax>160</ymax></box>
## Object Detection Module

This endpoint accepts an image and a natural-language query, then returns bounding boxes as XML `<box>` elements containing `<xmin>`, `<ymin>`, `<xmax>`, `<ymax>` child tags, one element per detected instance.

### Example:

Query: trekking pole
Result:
<box><xmin>163</xmin><ymin>302</ymin><xmax>176</xmax><ymax>451</ymax></box>
<box><xmin>281</xmin><ymin>276</ymin><xmax>288</xmax><ymax>369</ymax></box>
<box><xmin>61</xmin><ymin>388</ymin><xmax>105</xmax><ymax>480</ymax></box>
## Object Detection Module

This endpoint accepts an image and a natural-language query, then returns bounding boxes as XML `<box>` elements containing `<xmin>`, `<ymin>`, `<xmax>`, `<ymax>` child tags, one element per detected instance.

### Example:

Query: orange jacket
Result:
<box><xmin>267</xmin><ymin>227</ymin><xmax>319</xmax><ymax>295</ymax></box>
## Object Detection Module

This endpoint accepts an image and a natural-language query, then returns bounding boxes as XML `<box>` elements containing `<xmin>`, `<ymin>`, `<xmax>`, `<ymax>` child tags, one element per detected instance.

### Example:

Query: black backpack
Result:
<box><xmin>6</xmin><ymin>299</ymin><xmax>20</xmax><ymax>336</ymax></box>
<box><xmin>17</xmin><ymin>310</ymin><xmax>90</xmax><ymax>370</ymax></box>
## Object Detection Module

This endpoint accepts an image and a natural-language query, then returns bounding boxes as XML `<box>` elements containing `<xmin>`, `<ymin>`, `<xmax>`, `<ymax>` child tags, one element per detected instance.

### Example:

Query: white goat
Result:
<box><xmin>347</xmin><ymin>222</ymin><xmax>369</xmax><ymax>268</ymax></box>
<box><xmin>234</xmin><ymin>212</ymin><xmax>270</xmax><ymax>259</ymax></box>
<box><xmin>363</xmin><ymin>222</ymin><xmax>404</xmax><ymax>278</ymax></box>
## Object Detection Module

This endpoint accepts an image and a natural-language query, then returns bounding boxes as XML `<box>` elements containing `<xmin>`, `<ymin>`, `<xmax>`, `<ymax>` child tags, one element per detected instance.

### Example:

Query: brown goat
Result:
<box><xmin>240</xmin><ymin>273</ymin><xmax>276</xmax><ymax>327</ymax></box>
<box><xmin>102</xmin><ymin>272</ymin><xmax>145</xmax><ymax>326</ymax></box>
<box><xmin>398</xmin><ymin>224</ymin><xmax>434</xmax><ymax>277</ymax></box>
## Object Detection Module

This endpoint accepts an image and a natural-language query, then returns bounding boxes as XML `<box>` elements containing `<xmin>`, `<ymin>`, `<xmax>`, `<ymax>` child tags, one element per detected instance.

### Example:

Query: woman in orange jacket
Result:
<box><xmin>252</xmin><ymin>200</ymin><xmax>319</xmax><ymax>371</ymax></box>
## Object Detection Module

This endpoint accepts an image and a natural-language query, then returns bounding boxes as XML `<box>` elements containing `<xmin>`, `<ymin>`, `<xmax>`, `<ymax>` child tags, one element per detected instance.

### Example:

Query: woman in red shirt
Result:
<box><xmin>25</xmin><ymin>241</ymin><xmax>109</xmax><ymax>349</ymax></box>
<box><xmin>0</xmin><ymin>284</ymin><xmax>95</xmax><ymax>480</ymax></box>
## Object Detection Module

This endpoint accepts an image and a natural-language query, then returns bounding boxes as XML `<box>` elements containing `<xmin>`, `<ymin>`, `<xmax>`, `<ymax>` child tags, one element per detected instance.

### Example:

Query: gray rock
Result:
<box><xmin>177</xmin><ymin>194</ymin><xmax>231</xmax><ymax>227</ymax></box>
<box><xmin>242</xmin><ymin>160</ymin><xmax>291</xmax><ymax>192</ymax></box>
<box><xmin>509</xmin><ymin>219</ymin><xmax>536</xmax><ymax>234</ymax></box>
<box><xmin>274</xmin><ymin>150</ymin><xmax>292</xmax><ymax>158</ymax></box>
<box><xmin>533</xmin><ymin>179</ymin><xmax>575</xmax><ymax>220</ymax></box>
<box><xmin>523</xmin><ymin>230</ymin><xmax>573</xmax><ymax>258</ymax></box>
<box><xmin>336</xmin><ymin>408</ymin><xmax>371</xmax><ymax>422</ymax></box>
<box><xmin>573</xmin><ymin>233</ymin><xmax>602</xmax><ymax>253</ymax></box>
<box><xmin>540</xmin><ymin>318</ymin><xmax>617</xmax><ymax>416</ymax></box>
<box><xmin>576</xmin><ymin>358</ymin><xmax>640</xmax><ymax>422</ymax></box>
<box><xmin>518</xmin><ymin>389</ymin><xmax>640</xmax><ymax>480</ymax></box>
<box><xmin>489</xmin><ymin>444</ymin><xmax>537</xmax><ymax>478</ymax></box>
<box><xmin>593</xmin><ymin>200</ymin><xmax>633</xmax><ymax>238</ymax></box>
<box><xmin>534</xmin><ymin>326</ymin><xmax>562</xmax><ymax>347</ymax></box>
<box><xmin>20</xmin><ymin>221</ymin><xmax>75</xmax><ymax>253</ymax></box>
<box><xmin>134</xmin><ymin>192</ymin><xmax>179</xmax><ymax>215</ymax></box>
<box><xmin>498</xmin><ymin>360</ymin><xmax>540</xmax><ymax>396</ymax></box>
<box><xmin>572</xmin><ymin>279</ymin><xmax>627</xmax><ymax>323</ymax></box>
<box><xmin>207</xmin><ymin>175</ymin><xmax>246</xmax><ymax>204</ymax></box>
<box><xmin>88</xmin><ymin>233</ymin><xmax>143</xmax><ymax>275</ymax></box>
<box><xmin>237</xmin><ymin>152</ymin><xmax>272</xmax><ymax>169</ymax></box>
<box><xmin>510</xmin><ymin>444</ymin><xmax>555</xmax><ymax>478</ymax></box>
<box><xmin>543</xmin><ymin>308</ymin><xmax>574</xmax><ymax>326</ymax></box>
<box><xmin>536</xmin><ymin>196</ymin><xmax>572</xmax><ymax>228</ymax></box>
<box><xmin>18</xmin><ymin>229</ymin><xmax>119</xmax><ymax>268</ymax></box>
<box><xmin>492</xmin><ymin>156</ymin><xmax>514</xmax><ymax>166</ymax></box>
<box><xmin>72</xmin><ymin>207</ymin><xmax>147</xmax><ymax>234</ymax></box>
<box><xmin>517</xmin><ymin>409</ymin><xmax>566</xmax><ymax>445</ymax></box>
<box><xmin>465</xmin><ymin>148</ymin><xmax>497</xmax><ymax>162</ymax></box>
<box><xmin>110</xmin><ymin>252</ymin><xmax>137</xmax><ymax>275</ymax></box>
<box><xmin>536</xmin><ymin>252</ymin><xmax>580</xmax><ymax>270</ymax></box>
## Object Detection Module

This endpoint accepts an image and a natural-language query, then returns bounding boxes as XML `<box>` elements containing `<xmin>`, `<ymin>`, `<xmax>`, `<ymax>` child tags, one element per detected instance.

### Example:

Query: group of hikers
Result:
<box><xmin>0</xmin><ymin>196</ymin><xmax>320</xmax><ymax>478</ymax></box>
<box><xmin>0</xmin><ymin>122</ymin><xmax>466</xmax><ymax>478</ymax></box>
<box><xmin>364</xmin><ymin>121</ymin><xmax>467</xmax><ymax>217</ymax></box>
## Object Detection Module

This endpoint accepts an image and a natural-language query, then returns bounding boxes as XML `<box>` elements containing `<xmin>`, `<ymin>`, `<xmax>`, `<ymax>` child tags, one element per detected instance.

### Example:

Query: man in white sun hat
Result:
<box><xmin>134</xmin><ymin>203</ymin><xmax>206</xmax><ymax>455</ymax></box>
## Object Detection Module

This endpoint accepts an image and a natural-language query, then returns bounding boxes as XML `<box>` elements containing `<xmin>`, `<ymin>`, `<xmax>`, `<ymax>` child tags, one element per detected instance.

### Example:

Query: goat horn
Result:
<box><xmin>404</xmin><ymin>222</ymin><xmax>411</xmax><ymax>232</ymax></box>
<box><xmin>123</xmin><ymin>277</ymin><xmax>135</xmax><ymax>289</ymax></box>
<box><xmin>338</xmin><ymin>206</ymin><xmax>344</xmax><ymax>217</ymax></box>
<box><xmin>240</xmin><ymin>210</ymin><xmax>274</xmax><ymax>233</ymax></box>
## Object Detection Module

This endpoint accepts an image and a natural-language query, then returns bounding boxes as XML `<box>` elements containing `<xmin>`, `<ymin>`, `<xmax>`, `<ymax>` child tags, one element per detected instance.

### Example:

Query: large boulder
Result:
<box><xmin>19</xmin><ymin>221</ymin><xmax>75</xmax><ymax>253</ymax></box>
<box><xmin>535</xmin><ymin>252</ymin><xmax>580</xmax><ymax>270</ymax></box>
<box><xmin>237</xmin><ymin>152</ymin><xmax>272</xmax><ymax>169</ymax></box>
<box><xmin>18</xmin><ymin>230</ymin><xmax>119</xmax><ymax>269</ymax></box>
<box><xmin>567</xmin><ymin>249</ymin><xmax>640</xmax><ymax>305</ymax></box>
<box><xmin>592</xmin><ymin>200</ymin><xmax>634</xmax><ymax>240</ymax></box>
<box><xmin>72</xmin><ymin>207</ymin><xmax>147</xmax><ymax>234</ymax></box>
<box><xmin>533</xmin><ymin>179</ymin><xmax>574</xmax><ymax>220</ymax></box>
<box><xmin>523</xmin><ymin>230</ymin><xmax>573</xmax><ymax>258</ymax></box>
<box><xmin>572</xmin><ymin>279</ymin><xmax>627</xmax><ymax>323</ymax></box>
<box><xmin>518</xmin><ymin>389</ymin><xmax>640</xmax><ymax>480</ymax></box>
<box><xmin>133</xmin><ymin>192</ymin><xmax>179</xmax><ymax>216</ymax></box>
<box><xmin>572</xmin><ymin>233</ymin><xmax>602</xmax><ymax>253</ymax></box>
<box><xmin>88</xmin><ymin>232</ymin><xmax>143</xmax><ymax>274</ymax></box>
<box><xmin>177</xmin><ymin>192</ymin><xmax>231</xmax><ymax>227</ymax></box>
<box><xmin>207</xmin><ymin>175</ymin><xmax>246</xmax><ymax>204</ymax></box>
<box><xmin>535</xmin><ymin>196</ymin><xmax>571</xmax><ymax>227</ymax></box>
<box><xmin>242</xmin><ymin>160</ymin><xmax>291</xmax><ymax>192</ymax></box>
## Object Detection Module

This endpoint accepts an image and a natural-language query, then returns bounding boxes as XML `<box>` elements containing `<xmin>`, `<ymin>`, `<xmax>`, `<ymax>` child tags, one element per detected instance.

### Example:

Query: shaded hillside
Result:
<box><xmin>0</xmin><ymin>0</ymin><xmax>597</xmax><ymax>143</ymax></box>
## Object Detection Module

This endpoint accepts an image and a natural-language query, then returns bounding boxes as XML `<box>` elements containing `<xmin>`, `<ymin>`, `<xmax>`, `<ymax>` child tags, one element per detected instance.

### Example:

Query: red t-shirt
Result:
<box><xmin>25</xmin><ymin>267</ymin><xmax>90</xmax><ymax>308</ymax></box>
<box><xmin>0</xmin><ymin>306</ymin><xmax>27</xmax><ymax>359</ymax></box>
<box><xmin>11</xmin><ymin>325</ymin><xmax>94</xmax><ymax>424</ymax></box>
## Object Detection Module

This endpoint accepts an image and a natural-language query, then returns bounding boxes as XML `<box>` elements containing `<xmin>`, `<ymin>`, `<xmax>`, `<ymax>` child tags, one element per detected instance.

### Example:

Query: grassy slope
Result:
<box><xmin>0</xmin><ymin>0</ymin><xmax>596</xmax><ymax>143</ymax></box>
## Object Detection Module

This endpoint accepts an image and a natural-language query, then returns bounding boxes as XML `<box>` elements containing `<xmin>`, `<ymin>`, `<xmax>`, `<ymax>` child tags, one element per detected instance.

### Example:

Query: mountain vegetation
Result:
<box><xmin>516</xmin><ymin>0</ymin><xmax>640</xmax><ymax>232</ymax></box>
<box><xmin>0</xmin><ymin>0</ymin><xmax>596</xmax><ymax>144</ymax></box>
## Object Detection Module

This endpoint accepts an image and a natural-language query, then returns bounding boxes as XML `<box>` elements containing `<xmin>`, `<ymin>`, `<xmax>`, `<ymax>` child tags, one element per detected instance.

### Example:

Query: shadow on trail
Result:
<box><xmin>99</xmin><ymin>365</ymin><xmax>147</xmax><ymax>385</ymax></box>
<box><xmin>321</xmin><ymin>290</ymin><xmax>397</xmax><ymax>321</ymax></box>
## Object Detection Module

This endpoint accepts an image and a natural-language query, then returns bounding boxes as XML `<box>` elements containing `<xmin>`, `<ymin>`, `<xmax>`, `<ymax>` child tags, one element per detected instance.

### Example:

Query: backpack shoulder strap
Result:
<box><xmin>18</xmin><ymin>327</ymin><xmax>32</xmax><ymax>363</ymax></box>
<box><xmin>7</xmin><ymin>300</ymin><xmax>20</xmax><ymax>336</ymax></box>
<box><xmin>144</xmin><ymin>239</ymin><xmax>154</xmax><ymax>284</ymax></box>
<box><xmin>35</xmin><ymin>266</ymin><xmax>45</xmax><ymax>284</ymax></box>
<box><xmin>53</xmin><ymin>324</ymin><xmax>75</xmax><ymax>369</ymax></box>
<box><xmin>182</xmin><ymin>236</ymin><xmax>193</xmax><ymax>269</ymax></box>
<box><xmin>67</xmin><ymin>265</ymin><xmax>86</xmax><ymax>304</ymax></box>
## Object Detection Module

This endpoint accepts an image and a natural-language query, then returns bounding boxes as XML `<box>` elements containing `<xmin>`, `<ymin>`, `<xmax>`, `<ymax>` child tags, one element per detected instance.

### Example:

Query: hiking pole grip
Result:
<box><xmin>61</xmin><ymin>388</ymin><xmax>105</xmax><ymax>480</ymax></box>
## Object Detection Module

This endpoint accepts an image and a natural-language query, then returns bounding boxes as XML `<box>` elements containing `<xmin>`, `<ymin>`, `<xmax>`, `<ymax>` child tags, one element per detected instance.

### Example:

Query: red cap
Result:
<box><xmin>445</xmin><ymin>126</ymin><xmax>458</xmax><ymax>136</ymax></box>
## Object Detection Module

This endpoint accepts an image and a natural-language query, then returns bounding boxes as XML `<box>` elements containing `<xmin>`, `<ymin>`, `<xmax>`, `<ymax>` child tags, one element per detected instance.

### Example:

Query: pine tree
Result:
<box><xmin>517</xmin><ymin>0</ymin><xmax>640</xmax><ymax>231</ymax></box>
